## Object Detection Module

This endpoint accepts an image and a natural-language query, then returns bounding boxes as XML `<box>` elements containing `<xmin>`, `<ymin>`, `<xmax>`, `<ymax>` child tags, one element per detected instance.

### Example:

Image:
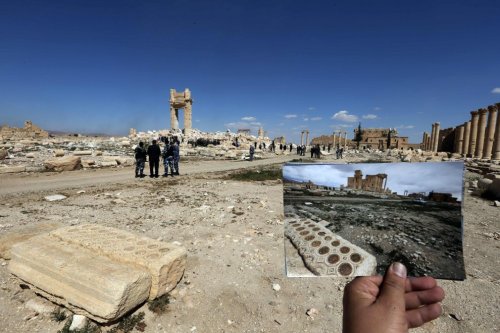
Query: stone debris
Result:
<box><xmin>70</xmin><ymin>315</ymin><xmax>89</xmax><ymax>330</ymax></box>
<box><xmin>44</xmin><ymin>194</ymin><xmax>67</xmax><ymax>202</ymax></box>
<box><xmin>8</xmin><ymin>224</ymin><xmax>186</xmax><ymax>323</ymax></box>
<box><xmin>24</xmin><ymin>298</ymin><xmax>57</xmax><ymax>315</ymax></box>
<box><xmin>272</xmin><ymin>283</ymin><xmax>281</xmax><ymax>291</ymax></box>
<box><xmin>285</xmin><ymin>218</ymin><xmax>377</xmax><ymax>276</ymax></box>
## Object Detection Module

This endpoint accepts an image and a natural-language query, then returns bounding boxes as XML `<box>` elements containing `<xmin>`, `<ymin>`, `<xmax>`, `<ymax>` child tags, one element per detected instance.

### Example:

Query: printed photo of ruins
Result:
<box><xmin>283</xmin><ymin>162</ymin><xmax>465</xmax><ymax>280</ymax></box>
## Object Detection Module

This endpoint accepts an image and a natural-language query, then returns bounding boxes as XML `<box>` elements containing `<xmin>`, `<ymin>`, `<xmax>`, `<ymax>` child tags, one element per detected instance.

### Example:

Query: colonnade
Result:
<box><xmin>423</xmin><ymin>103</ymin><xmax>500</xmax><ymax>160</ymax></box>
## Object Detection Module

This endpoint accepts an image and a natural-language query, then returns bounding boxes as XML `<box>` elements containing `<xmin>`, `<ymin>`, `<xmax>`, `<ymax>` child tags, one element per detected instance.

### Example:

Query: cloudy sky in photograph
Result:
<box><xmin>283</xmin><ymin>162</ymin><xmax>464</xmax><ymax>201</ymax></box>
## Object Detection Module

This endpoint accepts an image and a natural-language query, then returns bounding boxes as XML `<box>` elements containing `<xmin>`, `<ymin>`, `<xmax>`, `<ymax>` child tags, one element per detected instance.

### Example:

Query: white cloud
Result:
<box><xmin>303</xmin><ymin>118</ymin><xmax>309</xmax><ymax>121</ymax></box>
<box><xmin>311</xmin><ymin>117</ymin><xmax>322</xmax><ymax>121</ymax></box>
<box><xmin>396</xmin><ymin>125</ymin><xmax>415</xmax><ymax>129</ymax></box>
<box><xmin>331</xmin><ymin>110</ymin><xmax>358</xmax><ymax>123</ymax></box>
<box><xmin>284</xmin><ymin>114</ymin><xmax>297</xmax><ymax>119</ymax></box>
<box><xmin>308</xmin><ymin>107</ymin><xmax>316</xmax><ymax>111</ymax></box>
<box><xmin>491</xmin><ymin>87</ymin><xmax>500</xmax><ymax>94</ymax></box>
<box><xmin>241</xmin><ymin>116</ymin><xmax>256</xmax><ymax>121</ymax></box>
<box><xmin>250</xmin><ymin>122</ymin><xmax>262</xmax><ymax>126</ymax></box>
<box><xmin>362</xmin><ymin>114</ymin><xmax>378</xmax><ymax>120</ymax></box>
<box><xmin>374</xmin><ymin>107</ymin><xmax>382</xmax><ymax>111</ymax></box>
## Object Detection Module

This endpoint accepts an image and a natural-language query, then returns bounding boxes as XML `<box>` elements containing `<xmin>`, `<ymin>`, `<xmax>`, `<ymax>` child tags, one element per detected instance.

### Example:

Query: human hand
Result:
<box><xmin>343</xmin><ymin>262</ymin><xmax>445</xmax><ymax>333</ymax></box>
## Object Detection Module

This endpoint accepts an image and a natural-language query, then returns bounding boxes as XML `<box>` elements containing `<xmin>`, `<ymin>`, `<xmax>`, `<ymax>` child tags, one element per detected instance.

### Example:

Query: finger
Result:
<box><xmin>405</xmin><ymin>276</ymin><xmax>438</xmax><ymax>292</ymax></box>
<box><xmin>377</xmin><ymin>262</ymin><xmax>407</xmax><ymax>309</ymax></box>
<box><xmin>343</xmin><ymin>276</ymin><xmax>383</xmax><ymax>308</ymax></box>
<box><xmin>406</xmin><ymin>302</ymin><xmax>443</xmax><ymax>328</ymax></box>
<box><xmin>405</xmin><ymin>286</ymin><xmax>445</xmax><ymax>310</ymax></box>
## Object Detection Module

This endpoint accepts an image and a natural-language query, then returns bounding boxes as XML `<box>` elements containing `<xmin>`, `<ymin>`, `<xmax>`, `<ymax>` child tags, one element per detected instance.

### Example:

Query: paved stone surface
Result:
<box><xmin>49</xmin><ymin>224</ymin><xmax>187</xmax><ymax>299</ymax></box>
<box><xmin>9</xmin><ymin>233</ymin><xmax>151</xmax><ymax>322</ymax></box>
<box><xmin>285</xmin><ymin>218</ymin><xmax>377</xmax><ymax>276</ymax></box>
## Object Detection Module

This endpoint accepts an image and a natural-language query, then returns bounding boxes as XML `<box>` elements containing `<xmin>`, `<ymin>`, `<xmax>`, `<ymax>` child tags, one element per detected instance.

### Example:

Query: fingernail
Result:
<box><xmin>392</xmin><ymin>262</ymin><xmax>407</xmax><ymax>278</ymax></box>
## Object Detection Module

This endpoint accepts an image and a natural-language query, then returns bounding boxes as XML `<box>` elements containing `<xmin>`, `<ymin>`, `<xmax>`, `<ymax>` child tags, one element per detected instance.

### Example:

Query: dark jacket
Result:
<box><xmin>147</xmin><ymin>144</ymin><xmax>161</xmax><ymax>160</ymax></box>
<box><xmin>172</xmin><ymin>143</ymin><xmax>180</xmax><ymax>158</ymax></box>
<box><xmin>134</xmin><ymin>146</ymin><xmax>147</xmax><ymax>160</ymax></box>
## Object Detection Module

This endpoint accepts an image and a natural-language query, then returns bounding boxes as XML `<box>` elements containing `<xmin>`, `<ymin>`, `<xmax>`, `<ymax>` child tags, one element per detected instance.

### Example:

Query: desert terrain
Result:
<box><xmin>0</xmin><ymin>153</ymin><xmax>499</xmax><ymax>333</ymax></box>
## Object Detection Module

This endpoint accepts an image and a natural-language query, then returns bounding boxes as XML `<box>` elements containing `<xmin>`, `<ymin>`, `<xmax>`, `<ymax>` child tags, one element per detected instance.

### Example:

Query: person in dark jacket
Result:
<box><xmin>172</xmin><ymin>140</ymin><xmax>180</xmax><ymax>175</ymax></box>
<box><xmin>134</xmin><ymin>142</ymin><xmax>147</xmax><ymax>178</ymax></box>
<box><xmin>147</xmin><ymin>139</ymin><xmax>161</xmax><ymax>178</ymax></box>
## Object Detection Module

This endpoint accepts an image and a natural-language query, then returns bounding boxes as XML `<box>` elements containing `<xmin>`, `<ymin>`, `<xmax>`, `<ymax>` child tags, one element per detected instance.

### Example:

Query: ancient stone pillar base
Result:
<box><xmin>184</xmin><ymin>103</ymin><xmax>192</xmax><ymax>135</ymax></box>
<box><xmin>433</xmin><ymin>123</ymin><xmax>440</xmax><ymax>152</ymax></box>
<box><xmin>492</xmin><ymin>103</ymin><xmax>500</xmax><ymax>160</ymax></box>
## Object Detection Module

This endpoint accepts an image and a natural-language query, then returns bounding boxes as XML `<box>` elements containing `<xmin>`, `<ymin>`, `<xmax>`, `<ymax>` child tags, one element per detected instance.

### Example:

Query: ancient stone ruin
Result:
<box><xmin>423</xmin><ymin>103</ymin><xmax>500</xmax><ymax>160</ymax></box>
<box><xmin>170</xmin><ymin>88</ymin><xmax>193</xmax><ymax>134</ymax></box>
<box><xmin>8</xmin><ymin>224</ymin><xmax>186</xmax><ymax>323</ymax></box>
<box><xmin>347</xmin><ymin>170</ymin><xmax>389</xmax><ymax>193</ymax></box>
<box><xmin>0</xmin><ymin>121</ymin><xmax>48</xmax><ymax>140</ymax></box>
<box><xmin>285</xmin><ymin>218</ymin><xmax>376</xmax><ymax>276</ymax></box>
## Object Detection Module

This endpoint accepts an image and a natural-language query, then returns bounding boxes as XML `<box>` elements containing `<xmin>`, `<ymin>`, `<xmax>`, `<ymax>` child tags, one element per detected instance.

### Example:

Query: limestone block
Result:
<box><xmin>121</xmin><ymin>140</ymin><xmax>131</xmax><ymax>147</ymax></box>
<box><xmin>478</xmin><ymin>178</ymin><xmax>493</xmax><ymax>190</ymax></box>
<box><xmin>26</xmin><ymin>153</ymin><xmax>35</xmax><ymax>158</ymax></box>
<box><xmin>8</xmin><ymin>234</ymin><xmax>151</xmax><ymax>323</ymax></box>
<box><xmin>0</xmin><ymin>165</ymin><xmax>26</xmax><ymax>174</ymax></box>
<box><xmin>100</xmin><ymin>161</ymin><xmax>117</xmax><ymax>167</ymax></box>
<box><xmin>95</xmin><ymin>150</ymin><xmax>103</xmax><ymax>156</ymax></box>
<box><xmin>50</xmin><ymin>224</ymin><xmax>187</xmax><ymax>299</ymax></box>
<box><xmin>285</xmin><ymin>219</ymin><xmax>377</xmax><ymax>276</ymax></box>
<box><xmin>53</xmin><ymin>149</ymin><xmax>65</xmax><ymax>157</ymax></box>
<box><xmin>70</xmin><ymin>315</ymin><xmax>88</xmax><ymax>330</ymax></box>
<box><xmin>0</xmin><ymin>222</ymin><xmax>62</xmax><ymax>260</ymax></box>
<box><xmin>73</xmin><ymin>150</ymin><xmax>93</xmax><ymax>156</ymax></box>
<box><xmin>44</xmin><ymin>156</ymin><xmax>81</xmax><ymax>172</ymax></box>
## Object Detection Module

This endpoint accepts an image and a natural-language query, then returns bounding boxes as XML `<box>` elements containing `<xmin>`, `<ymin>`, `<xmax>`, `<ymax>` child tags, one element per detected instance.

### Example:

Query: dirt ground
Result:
<box><xmin>0</xmin><ymin>155</ymin><xmax>499</xmax><ymax>333</ymax></box>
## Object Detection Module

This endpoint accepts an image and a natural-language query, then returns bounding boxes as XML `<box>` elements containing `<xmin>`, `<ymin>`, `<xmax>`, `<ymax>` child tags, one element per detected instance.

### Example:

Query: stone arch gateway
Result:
<box><xmin>169</xmin><ymin>88</ymin><xmax>193</xmax><ymax>134</ymax></box>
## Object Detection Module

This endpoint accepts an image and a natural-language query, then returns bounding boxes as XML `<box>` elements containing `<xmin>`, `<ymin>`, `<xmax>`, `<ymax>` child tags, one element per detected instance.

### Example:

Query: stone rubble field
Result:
<box><xmin>0</xmin><ymin>152</ymin><xmax>498</xmax><ymax>332</ymax></box>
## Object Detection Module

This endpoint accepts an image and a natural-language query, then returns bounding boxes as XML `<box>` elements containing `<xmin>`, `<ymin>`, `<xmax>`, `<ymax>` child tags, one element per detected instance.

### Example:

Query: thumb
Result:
<box><xmin>377</xmin><ymin>262</ymin><xmax>407</xmax><ymax>308</ymax></box>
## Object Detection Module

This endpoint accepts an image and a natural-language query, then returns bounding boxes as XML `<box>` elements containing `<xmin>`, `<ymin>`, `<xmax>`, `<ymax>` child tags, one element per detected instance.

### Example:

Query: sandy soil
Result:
<box><xmin>0</xmin><ymin>155</ymin><xmax>498</xmax><ymax>333</ymax></box>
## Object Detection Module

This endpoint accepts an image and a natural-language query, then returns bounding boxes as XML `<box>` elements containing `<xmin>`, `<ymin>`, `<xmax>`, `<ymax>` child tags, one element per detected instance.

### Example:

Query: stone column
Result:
<box><xmin>474</xmin><ymin>108</ymin><xmax>488</xmax><ymax>158</ymax></box>
<box><xmin>170</xmin><ymin>108</ymin><xmax>179</xmax><ymax>130</ymax></box>
<box><xmin>332</xmin><ymin>133</ymin><xmax>336</xmax><ymax>147</ymax></box>
<box><xmin>433</xmin><ymin>123</ymin><xmax>440</xmax><ymax>152</ymax></box>
<box><xmin>305</xmin><ymin>130</ymin><xmax>309</xmax><ymax>146</ymax></box>
<box><xmin>462</xmin><ymin>121</ymin><xmax>471</xmax><ymax>155</ymax></box>
<box><xmin>422</xmin><ymin>132</ymin><xmax>427</xmax><ymax>150</ymax></box>
<box><xmin>343</xmin><ymin>131</ymin><xmax>348</xmax><ymax>148</ymax></box>
<box><xmin>430</xmin><ymin>124</ymin><xmax>436</xmax><ymax>152</ymax></box>
<box><xmin>184</xmin><ymin>104</ymin><xmax>192</xmax><ymax>134</ymax></box>
<box><xmin>468</xmin><ymin>111</ymin><xmax>479</xmax><ymax>157</ymax></box>
<box><xmin>482</xmin><ymin>105</ymin><xmax>498</xmax><ymax>160</ymax></box>
<box><xmin>425</xmin><ymin>135</ymin><xmax>431</xmax><ymax>151</ymax></box>
<box><xmin>456</xmin><ymin>125</ymin><xmax>464</xmax><ymax>155</ymax></box>
<box><xmin>492</xmin><ymin>103</ymin><xmax>500</xmax><ymax>160</ymax></box>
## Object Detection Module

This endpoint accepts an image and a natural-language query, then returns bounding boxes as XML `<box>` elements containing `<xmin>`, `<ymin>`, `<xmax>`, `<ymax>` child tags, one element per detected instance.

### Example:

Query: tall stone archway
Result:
<box><xmin>169</xmin><ymin>88</ymin><xmax>193</xmax><ymax>134</ymax></box>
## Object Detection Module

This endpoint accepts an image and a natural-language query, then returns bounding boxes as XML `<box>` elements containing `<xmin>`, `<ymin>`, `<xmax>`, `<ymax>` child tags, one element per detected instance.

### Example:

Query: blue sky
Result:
<box><xmin>1</xmin><ymin>0</ymin><xmax>499</xmax><ymax>142</ymax></box>
<box><xmin>283</xmin><ymin>162</ymin><xmax>464</xmax><ymax>200</ymax></box>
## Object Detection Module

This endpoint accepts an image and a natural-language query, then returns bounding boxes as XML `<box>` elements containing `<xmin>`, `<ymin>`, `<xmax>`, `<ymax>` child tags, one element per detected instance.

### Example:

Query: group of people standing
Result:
<box><xmin>134</xmin><ymin>138</ymin><xmax>180</xmax><ymax>178</ymax></box>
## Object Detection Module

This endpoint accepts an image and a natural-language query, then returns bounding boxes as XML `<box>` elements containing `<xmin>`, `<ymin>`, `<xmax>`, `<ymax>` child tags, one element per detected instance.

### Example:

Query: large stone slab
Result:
<box><xmin>9</xmin><ymin>234</ymin><xmax>151</xmax><ymax>322</ymax></box>
<box><xmin>285</xmin><ymin>218</ymin><xmax>376</xmax><ymax>276</ymax></box>
<box><xmin>50</xmin><ymin>224</ymin><xmax>187</xmax><ymax>299</ymax></box>
<box><xmin>44</xmin><ymin>156</ymin><xmax>81</xmax><ymax>171</ymax></box>
<box><xmin>0</xmin><ymin>165</ymin><xmax>26</xmax><ymax>174</ymax></box>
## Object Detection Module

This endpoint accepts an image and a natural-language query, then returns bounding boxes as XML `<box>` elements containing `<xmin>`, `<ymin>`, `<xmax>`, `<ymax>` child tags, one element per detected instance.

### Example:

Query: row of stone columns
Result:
<box><xmin>455</xmin><ymin>104</ymin><xmax>499</xmax><ymax>159</ymax></box>
<box><xmin>425</xmin><ymin>122</ymin><xmax>440</xmax><ymax>152</ymax></box>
